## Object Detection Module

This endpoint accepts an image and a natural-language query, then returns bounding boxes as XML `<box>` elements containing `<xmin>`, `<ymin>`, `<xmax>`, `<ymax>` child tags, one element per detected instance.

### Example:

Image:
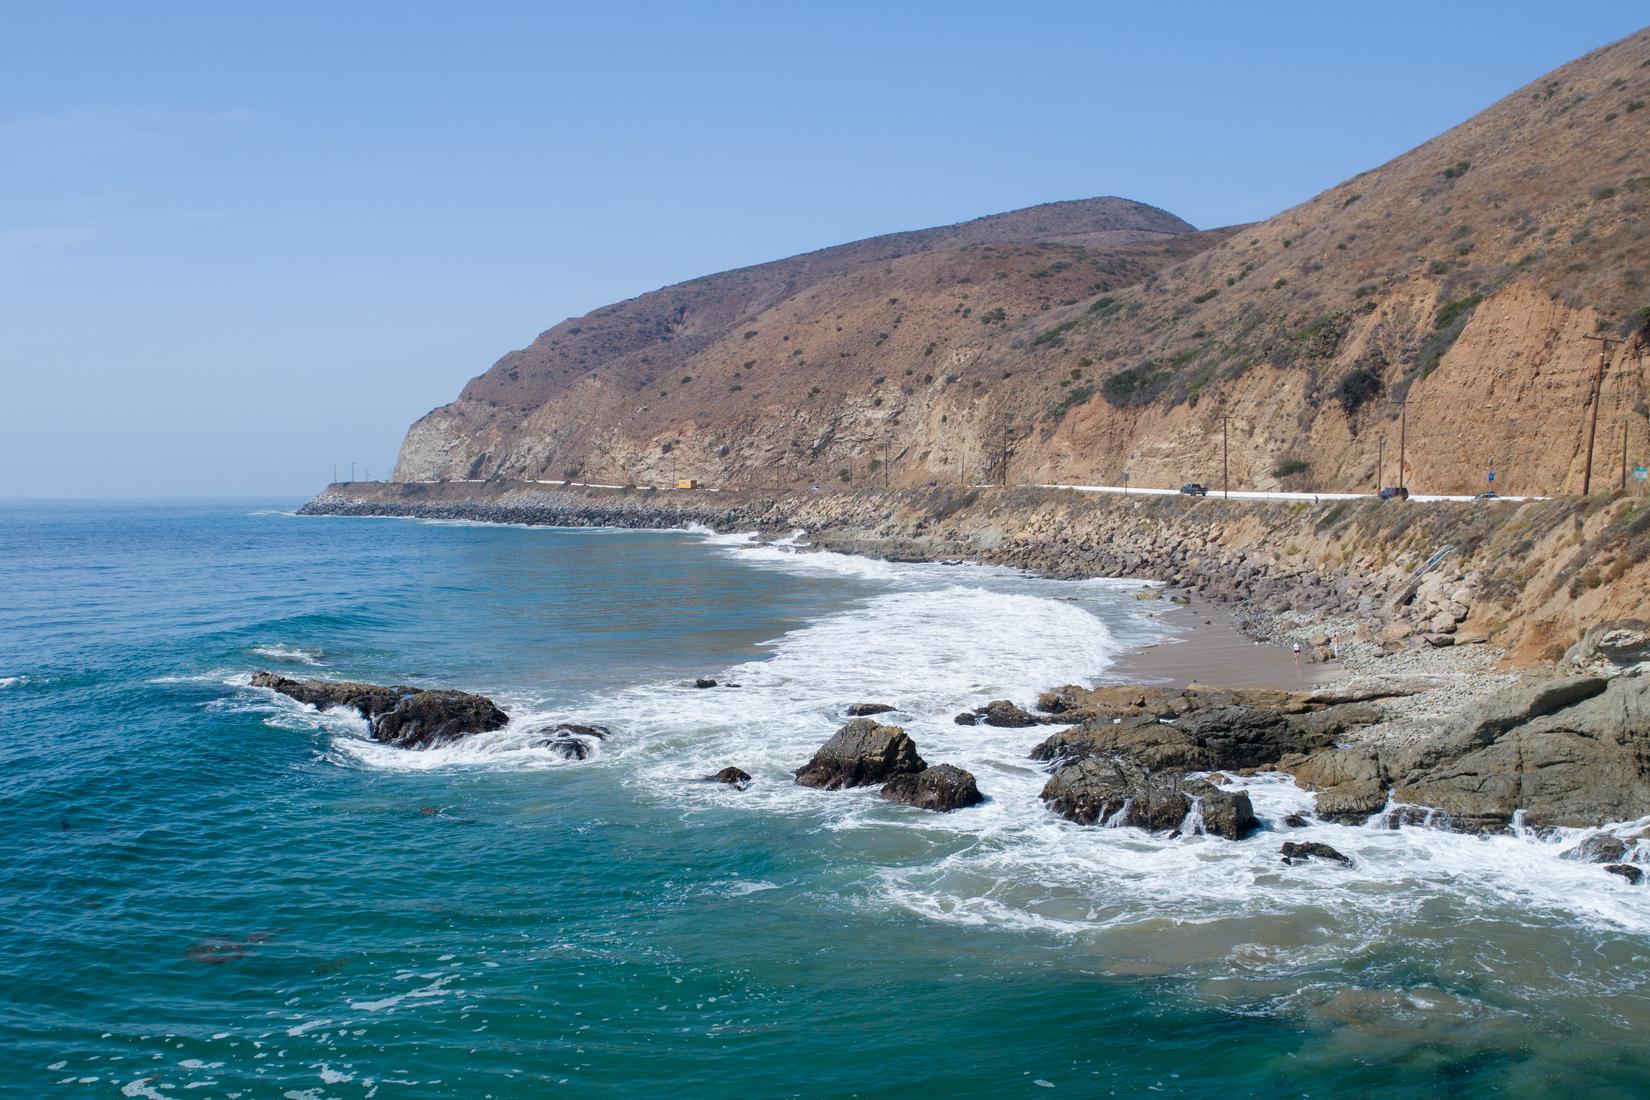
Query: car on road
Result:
<box><xmin>1180</xmin><ymin>483</ymin><xmax>1209</xmax><ymax>496</ymax></box>
<box><xmin>1476</xmin><ymin>490</ymin><xmax>1499</xmax><ymax>499</ymax></box>
<box><xmin>1377</xmin><ymin>486</ymin><xmax>1410</xmax><ymax>500</ymax></box>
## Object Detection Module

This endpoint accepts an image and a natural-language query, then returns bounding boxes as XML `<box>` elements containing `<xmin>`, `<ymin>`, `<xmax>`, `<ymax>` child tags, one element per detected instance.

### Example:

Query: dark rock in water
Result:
<box><xmin>1561</xmin><ymin>834</ymin><xmax>1629</xmax><ymax>864</ymax></box>
<box><xmin>973</xmin><ymin>699</ymin><xmax>1043</xmax><ymax>728</ymax></box>
<box><xmin>543</xmin><ymin>737</ymin><xmax>592</xmax><ymax>760</ymax></box>
<box><xmin>953</xmin><ymin>711</ymin><xmax>980</xmax><ymax>726</ymax></box>
<box><xmin>550</xmin><ymin>722</ymin><xmax>611</xmax><ymax>740</ymax></box>
<box><xmin>371</xmin><ymin>690</ymin><xmax>511</xmax><ymax>749</ymax></box>
<box><xmin>252</xmin><ymin>672</ymin><xmax>508</xmax><ymax>749</ymax></box>
<box><xmin>795</xmin><ymin>718</ymin><xmax>927</xmax><ymax>790</ymax></box>
<box><xmin>1605</xmin><ymin>863</ymin><xmax>1645</xmax><ymax>885</ymax></box>
<box><xmin>1283</xmin><ymin>812</ymin><xmax>1311</xmax><ymax>828</ymax></box>
<box><xmin>1280</xmin><ymin>841</ymin><xmax>1351</xmax><ymax>865</ymax></box>
<box><xmin>880</xmin><ymin>764</ymin><xmax>983</xmax><ymax>811</ymax></box>
<box><xmin>707</xmin><ymin>766</ymin><xmax>752</xmax><ymax>790</ymax></box>
<box><xmin>847</xmin><ymin>702</ymin><xmax>896</xmax><ymax>717</ymax></box>
<box><xmin>693</xmin><ymin>677</ymin><xmax>718</xmax><ymax>689</ymax></box>
<box><xmin>1039</xmin><ymin>758</ymin><xmax>1257</xmax><ymax>839</ymax></box>
<box><xmin>251</xmin><ymin>672</ymin><xmax>406</xmax><ymax>718</ymax></box>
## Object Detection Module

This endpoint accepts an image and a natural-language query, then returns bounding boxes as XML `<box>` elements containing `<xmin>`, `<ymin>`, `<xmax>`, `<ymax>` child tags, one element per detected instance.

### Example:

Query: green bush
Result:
<box><xmin>1441</xmin><ymin>161</ymin><xmax>1470</xmax><ymax>179</ymax></box>
<box><xmin>1336</xmin><ymin>366</ymin><xmax>1384</xmax><ymax>413</ymax></box>
<box><xmin>1434</xmin><ymin>293</ymin><xmax>1484</xmax><ymax>330</ymax></box>
<box><xmin>1048</xmin><ymin>383</ymin><xmax>1096</xmax><ymax>420</ymax></box>
<box><xmin>1100</xmin><ymin>362</ymin><xmax>1171</xmax><ymax>407</ymax></box>
<box><xmin>1273</xmin><ymin>458</ymin><xmax>1311</xmax><ymax>479</ymax></box>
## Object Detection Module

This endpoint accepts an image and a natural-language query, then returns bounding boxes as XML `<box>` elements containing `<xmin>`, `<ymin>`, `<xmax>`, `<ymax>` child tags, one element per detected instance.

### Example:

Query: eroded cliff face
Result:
<box><xmin>389</xmin><ymin>29</ymin><xmax>1650</xmax><ymax>499</ymax></box>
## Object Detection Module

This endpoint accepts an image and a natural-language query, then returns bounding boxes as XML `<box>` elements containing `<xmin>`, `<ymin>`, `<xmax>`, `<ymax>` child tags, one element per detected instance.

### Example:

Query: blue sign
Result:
<box><xmin>1488</xmin><ymin>470</ymin><xmax>1496</xmax><ymax>482</ymax></box>
<box><xmin>1636</xmin><ymin>466</ymin><xmax>1649</xmax><ymax>481</ymax></box>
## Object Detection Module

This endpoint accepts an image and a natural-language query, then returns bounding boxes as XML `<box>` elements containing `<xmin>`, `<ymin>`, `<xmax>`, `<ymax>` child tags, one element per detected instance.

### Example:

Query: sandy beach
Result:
<box><xmin>1107</xmin><ymin>596</ymin><xmax>1343</xmax><ymax>691</ymax></box>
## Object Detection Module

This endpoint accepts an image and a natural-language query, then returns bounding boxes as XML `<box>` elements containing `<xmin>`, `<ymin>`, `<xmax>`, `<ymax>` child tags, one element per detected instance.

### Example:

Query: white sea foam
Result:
<box><xmin>250</xmin><ymin>645</ymin><xmax>325</xmax><ymax>666</ymax></box>
<box><xmin>0</xmin><ymin>675</ymin><xmax>28</xmax><ymax>688</ymax></box>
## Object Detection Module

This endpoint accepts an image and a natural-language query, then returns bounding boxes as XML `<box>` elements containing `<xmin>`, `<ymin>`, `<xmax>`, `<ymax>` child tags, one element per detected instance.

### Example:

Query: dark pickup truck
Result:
<box><xmin>1377</xmin><ymin>486</ymin><xmax>1410</xmax><ymax>500</ymax></box>
<box><xmin>1180</xmin><ymin>483</ymin><xmax>1209</xmax><ymax>496</ymax></box>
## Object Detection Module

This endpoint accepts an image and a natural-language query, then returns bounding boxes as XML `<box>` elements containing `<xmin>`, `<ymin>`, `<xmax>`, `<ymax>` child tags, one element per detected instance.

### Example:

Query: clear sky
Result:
<box><xmin>3</xmin><ymin>2</ymin><xmax>1646</xmax><ymax>498</ymax></box>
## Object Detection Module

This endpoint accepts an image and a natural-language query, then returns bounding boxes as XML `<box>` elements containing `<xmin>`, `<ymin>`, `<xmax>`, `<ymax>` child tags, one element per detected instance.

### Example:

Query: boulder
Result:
<box><xmin>1560</xmin><ymin>833</ymin><xmax>1628</xmax><ymax>864</ymax></box>
<box><xmin>953</xmin><ymin>711</ymin><xmax>980</xmax><ymax>726</ymax></box>
<box><xmin>880</xmin><ymin>764</ymin><xmax>984</xmax><ymax>812</ymax></box>
<box><xmin>1039</xmin><ymin>758</ymin><xmax>1257</xmax><ymax>839</ymax></box>
<box><xmin>707</xmin><ymin>766</ymin><xmax>752</xmax><ymax>790</ymax></box>
<box><xmin>1283</xmin><ymin>812</ymin><xmax>1311</xmax><ymax>828</ymax></box>
<box><xmin>693</xmin><ymin>677</ymin><xmax>718</xmax><ymax>689</ymax></box>
<box><xmin>795</xmin><ymin>719</ymin><xmax>926</xmax><ymax>790</ymax></box>
<box><xmin>1605</xmin><ymin>864</ymin><xmax>1645</xmax><ymax>885</ymax></box>
<box><xmin>252</xmin><ymin>672</ymin><xmax>509</xmax><ymax>749</ymax></box>
<box><xmin>1280</xmin><ymin>841</ymin><xmax>1351</xmax><ymax>865</ymax></box>
<box><xmin>846</xmin><ymin>703</ymin><xmax>896</xmax><ymax>717</ymax></box>
<box><xmin>543</xmin><ymin>737</ymin><xmax>593</xmax><ymax>760</ymax></box>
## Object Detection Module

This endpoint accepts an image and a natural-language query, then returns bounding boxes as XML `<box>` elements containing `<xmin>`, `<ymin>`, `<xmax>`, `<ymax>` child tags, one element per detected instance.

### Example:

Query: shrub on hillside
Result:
<box><xmin>1336</xmin><ymin>366</ymin><xmax>1384</xmax><ymax>414</ymax></box>
<box><xmin>1100</xmin><ymin>362</ymin><xmax>1171</xmax><ymax>407</ymax></box>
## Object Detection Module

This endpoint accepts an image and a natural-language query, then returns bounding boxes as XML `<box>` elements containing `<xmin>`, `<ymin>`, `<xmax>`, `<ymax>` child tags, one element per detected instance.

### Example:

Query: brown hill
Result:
<box><xmin>393</xmin><ymin>28</ymin><xmax>1650</xmax><ymax>497</ymax></box>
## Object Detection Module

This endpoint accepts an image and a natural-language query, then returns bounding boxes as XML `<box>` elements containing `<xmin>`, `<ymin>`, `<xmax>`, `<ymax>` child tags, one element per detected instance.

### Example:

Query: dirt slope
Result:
<box><xmin>392</xmin><ymin>27</ymin><xmax>1650</xmax><ymax>498</ymax></box>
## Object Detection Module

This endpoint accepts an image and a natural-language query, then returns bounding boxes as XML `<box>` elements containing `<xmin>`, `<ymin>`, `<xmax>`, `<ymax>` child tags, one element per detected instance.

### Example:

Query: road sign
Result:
<box><xmin>1635</xmin><ymin>466</ymin><xmax>1649</xmax><ymax>481</ymax></box>
<box><xmin>1487</xmin><ymin>469</ymin><xmax>1496</xmax><ymax>482</ymax></box>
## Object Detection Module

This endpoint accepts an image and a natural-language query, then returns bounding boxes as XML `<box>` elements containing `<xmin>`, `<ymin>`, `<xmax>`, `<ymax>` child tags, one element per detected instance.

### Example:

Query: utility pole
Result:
<box><xmin>1377</xmin><ymin>436</ymin><xmax>1385</xmax><ymax>489</ymax></box>
<box><xmin>1000</xmin><ymin>429</ymin><xmax>1009</xmax><ymax>488</ymax></box>
<box><xmin>1622</xmin><ymin>420</ymin><xmax>1631</xmax><ymax>493</ymax></box>
<box><xmin>883</xmin><ymin>439</ymin><xmax>890</xmax><ymax>489</ymax></box>
<box><xmin>1217</xmin><ymin>415</ymin><xmax>1231</xmax><ymax>500</ymax></box>
<box><xmin>1580</xmin><ymin>334</ymin><xmax>1618</xmax><ymax>495</ymax></box>
<box><xmin>1397</xmin><ymin>398</ymin><xmax>1408</xmax><ymax>491</ymax></box>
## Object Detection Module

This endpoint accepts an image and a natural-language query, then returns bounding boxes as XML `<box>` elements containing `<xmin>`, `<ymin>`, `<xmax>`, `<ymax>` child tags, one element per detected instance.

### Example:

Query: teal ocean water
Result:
<box><xmin>3</xmin><ymin>500</ymin><xmax>1648</xmax><ymax>1098</ymax></box>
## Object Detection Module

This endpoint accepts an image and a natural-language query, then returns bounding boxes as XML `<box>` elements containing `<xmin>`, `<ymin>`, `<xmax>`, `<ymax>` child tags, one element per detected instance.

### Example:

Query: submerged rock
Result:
<box><xmin>1280</xmin><ymin>841</ymin><xmax>1351</xmax><ymax>865</ymax></box>
<box><xmin>693</xmin><ymin>677</ymin><xmax>718</xmax><ymax>689</ymax></box>
<box><xmin>880</xmin><ymin>764</ymin><xmax>983</xmax><ymax>812</ymax></box>
<box><xmin>1605</xmin><ymin>863</ymin><xmax>1645</xmax><ymax>885</ymax></box>
<box><xmin>707</xmin><ymin>766</ymin><xmax>752</xmax><ymax>790</ymax></box>
<box><xmin>1283</xmin><ymin>812</ymin><xmax>1311</xmax><ymax>828</ymax></box>
<box><xmin>252</xmin><ymin>672</ymin><xmax>508</xmax><ymax>749</ymax></box>
<box><xmin>846</xmin><ymin>702</ymin><xmax>897</xmax><ymax>717</ymax></box>
<box><xmin>795</xmin><ymin>718</ymin><xmax>926</xmax><ymax>790</ymax></box>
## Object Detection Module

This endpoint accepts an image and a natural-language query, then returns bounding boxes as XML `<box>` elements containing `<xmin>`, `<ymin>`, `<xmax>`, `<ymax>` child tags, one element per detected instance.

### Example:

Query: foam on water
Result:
<box><xmin>226</xmin><ymin>531</ymin><xmax>1650</xmax><ymax>1005</ymax></box>
<box><xmin>249</xmin><ymin>645</ymin><xmax>325</xmax><ymax>666</ymax></box>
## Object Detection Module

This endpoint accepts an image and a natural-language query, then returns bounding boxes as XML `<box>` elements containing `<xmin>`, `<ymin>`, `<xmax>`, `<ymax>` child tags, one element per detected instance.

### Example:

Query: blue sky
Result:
<box><xmin>3</xmin><ymin>2</ymin><xmax>1646</xmax><ymax>497</ymax></box>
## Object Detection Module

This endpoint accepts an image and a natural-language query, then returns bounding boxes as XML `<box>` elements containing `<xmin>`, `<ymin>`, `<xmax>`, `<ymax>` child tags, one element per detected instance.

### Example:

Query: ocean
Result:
<box><xmin>2</xmin><ymin>499</ymin><xmax>1647</xmax><ymax>1098</ymax></box>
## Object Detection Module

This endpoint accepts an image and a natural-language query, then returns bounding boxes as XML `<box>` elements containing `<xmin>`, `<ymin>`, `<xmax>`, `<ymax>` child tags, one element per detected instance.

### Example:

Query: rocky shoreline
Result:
<box><xmin>295</xmin><ymin>481</ymin><xmax>1650</xmax><ymax>878</ymax></box>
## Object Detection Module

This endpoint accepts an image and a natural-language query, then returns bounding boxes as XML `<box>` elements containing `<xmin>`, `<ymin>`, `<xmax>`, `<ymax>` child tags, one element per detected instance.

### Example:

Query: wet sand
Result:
<box><xmin>1108</xmin><ymin>596</ymin><xmax>1341</xmax><ymax>691</ymax></box>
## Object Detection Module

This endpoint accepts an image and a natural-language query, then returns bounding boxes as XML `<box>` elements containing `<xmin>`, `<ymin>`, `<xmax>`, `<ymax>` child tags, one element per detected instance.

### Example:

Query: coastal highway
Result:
<box><xmin>1035</xmin><ymin>483</ymin><xmax>1545</xmax><ymax>503</ymax></box>
<box><xmin>397</xmin><ymin>477</ymin><xmax>1539</xmax><ymax>502</ymax></box>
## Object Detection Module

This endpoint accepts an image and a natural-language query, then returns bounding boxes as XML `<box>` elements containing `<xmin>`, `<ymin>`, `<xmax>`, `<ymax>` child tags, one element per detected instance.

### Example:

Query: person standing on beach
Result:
<box><xmin>1292</xmin><ymin>640</ymin><xmax>1302</xmax><ymax>663</ymax></box>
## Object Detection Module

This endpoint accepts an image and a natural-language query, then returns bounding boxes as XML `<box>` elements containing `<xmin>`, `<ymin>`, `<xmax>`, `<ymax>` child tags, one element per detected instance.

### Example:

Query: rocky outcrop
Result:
<box><xmin>794</xmin><ymin>718</ymin><xmax>926</xmax><ymax>790</ymax></box>
<box><xmin>1387</xmin><ymin>676</ymin><xmax>1643</xmax><ymax>830</ymax></box>
<box><xmin>1605</xmin><ymin>864</ymin><xmax>1645</xmax><ymax>885</ymax></box>
<box><xmin>1561</xmin><ymin>620</ymin><xmax>1650</xmax><ymax>679</ymax></box>
<box><xmin>252</xmin><ymin>672</ymin><xmax>509</xmax><ymax>749</ymax></box>
<box><xmin>846</xmin><ymin>703</ymin><xmax>897</xmax><ymax>716</ymax></box>
<box><xmin>1040</xmin><ymin>758</ymin><xmax>1257</xmax><ymax>839</ymax></box>
<box><xmin>880</xmin><ymin>764</ymin><xmax>984</xmax><ymax>812</ymax></box>
<box><xmin>1561</xmin><ymin>834</ymin><xmax>1629</xmax><ymax>864</ymax></box>
<box><xmin>1281</xmin><ymin>747</ymin><xmax>1386</xmax><ymax>823</ymax></box>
